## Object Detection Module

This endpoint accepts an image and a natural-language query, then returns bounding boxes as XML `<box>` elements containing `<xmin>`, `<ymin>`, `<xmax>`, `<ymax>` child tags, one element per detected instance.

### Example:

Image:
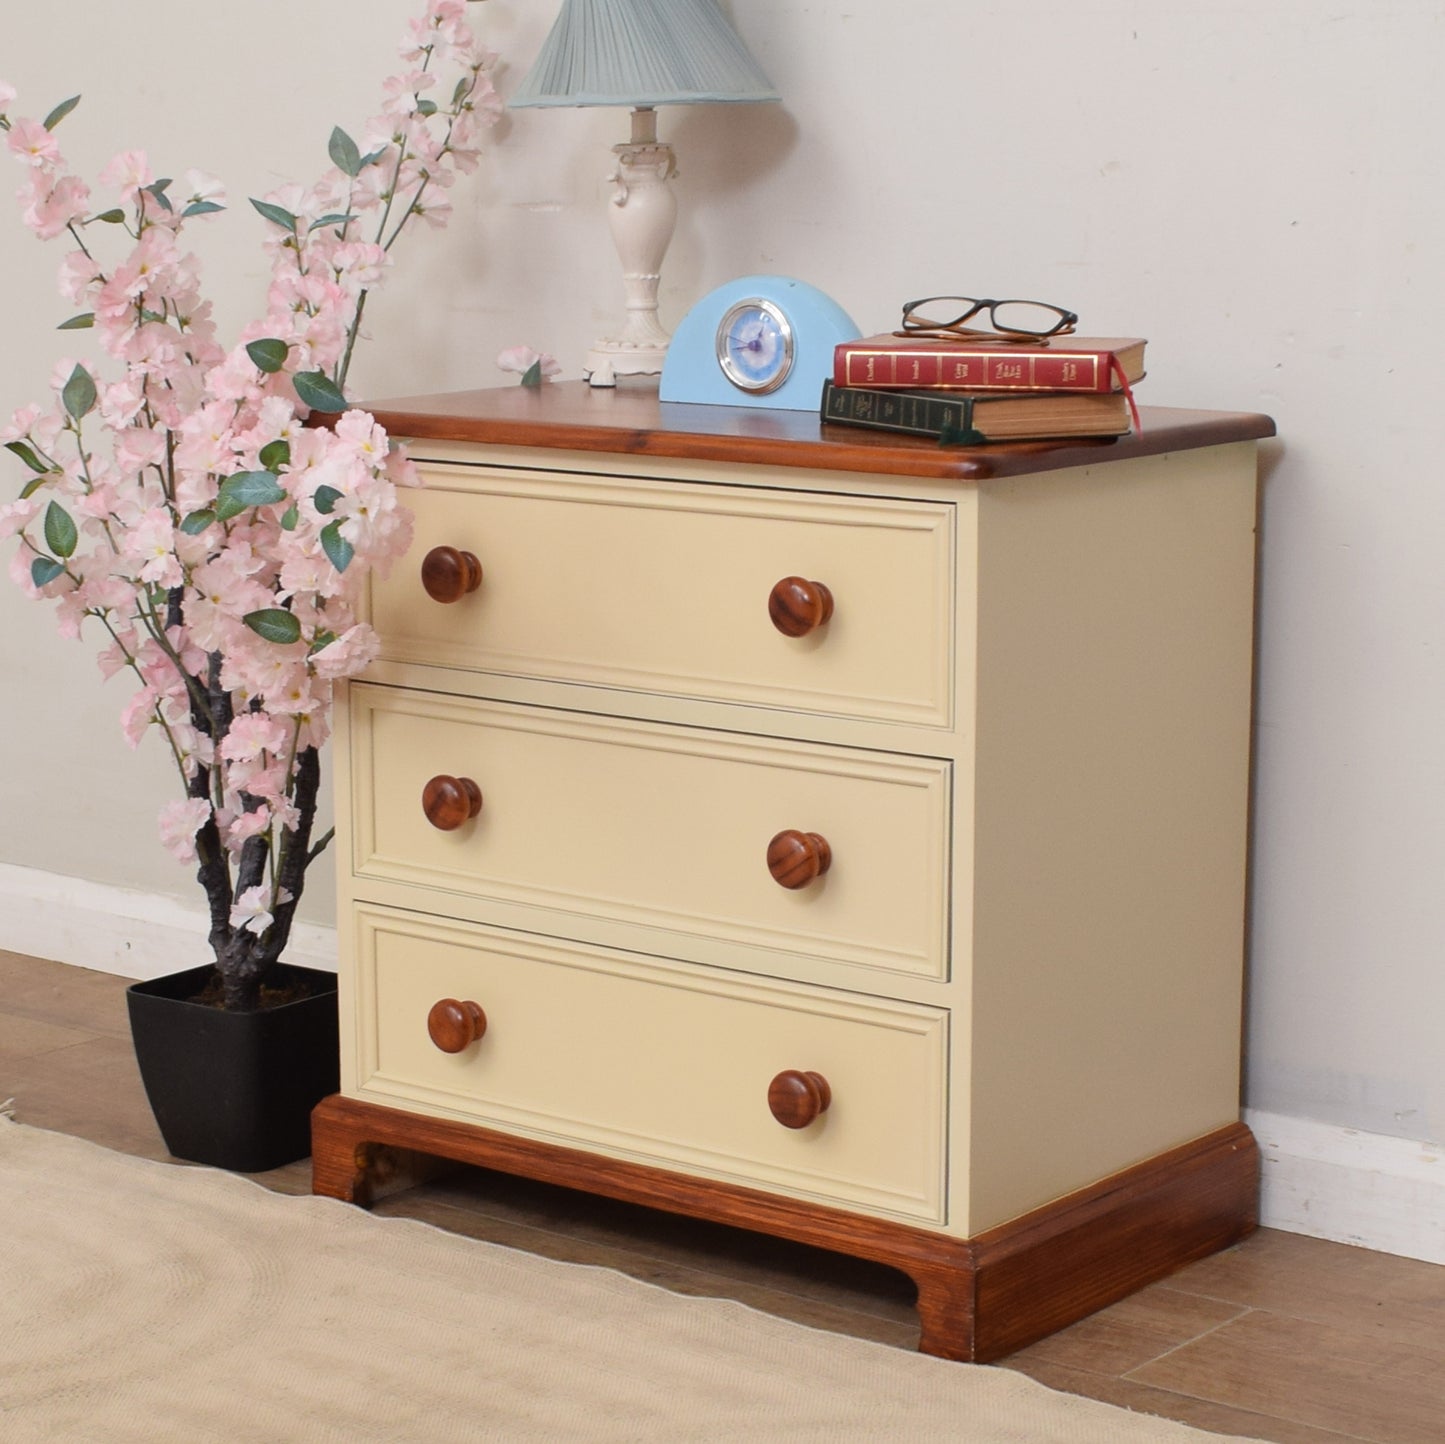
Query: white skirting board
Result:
<box><xmin>0</xmin><ymin>862</ymin><xmax>337</xmax><ymax>981</ymax></box>
<box><xmin>1244</xmin><ymin>1108</ymin><xmax>1444</xmax><ymax>1266</ymax></box>
<box><xmin>2</xmin><ymin>863</ymin><xmax>1440</xmax><ymax>1266</ymax></box>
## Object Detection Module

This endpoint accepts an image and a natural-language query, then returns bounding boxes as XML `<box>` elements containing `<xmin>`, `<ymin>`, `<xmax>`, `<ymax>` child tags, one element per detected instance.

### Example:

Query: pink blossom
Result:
<box><xmin>218</xmin><ymin>805</ymin><xmax>271</xmax><ymax>855</ymax></box>
<box><xmin>98</xmin><ymin>377</ymin><xmax>147</xmax><ymax>429</ymax></box>
<box><xmin>310</xmin><ymin>623</ymin><xmax>380</xmax><ymax>679</ymax></box>
<box><xmin>179</xmin><ymin>168</ymin><xmax>226</xmax><ymax>211</ymax></box>
<box><xmin>158</xmin><ymin>797</ymin><xmax>213</xmax><ymax>863</ymax></box>
<box><xmin>7</xmin><ymin>116</ymin><xmax>60</xmax><ymax>168</ymax></box>
<box><xmin>230</xmin><ymin>884</ymin><xmax>292</xmax><ymax>937</ymax></box>
<box><xmin>333</xmin><ymin>408</ymin><xmax>390</xmax><ymax>460</ymax></box>
<box><xmin>201</xmin><ymin>347</ymin><xmax>265</xmax><ymax>405</ymax></box>
<box><xmin>219</xmin><ymin>710</ymin><xmax>292</xmax><ymax>764</ymax></box>
<box><xmin>327</xmin><ymin>240</ymin><xmax>389</xmax><ymax>289</ymax></box>
<box><xmin>112</xmin><ymin>425</ymin><xmax>167</xmax><ymax>478</ymax></box>
<box><xmin>174</xmin><ymin>399</ymin><xmax>241</xmax><ymax>477</ymax></box>
<box><xmin>261</xmin><ymin>664</ymin><xmax>322</xmax><ymax>717</ymax></box>
<box><xmin>97</xmin><ymin>148</ymin><xmax>153</xmax><ymax>198</ymax></box>
<box><xmin>20</xmin><ymin>171</ymin><xmax>90</xmax><ymax>239</ymax></box>
<box><xmin>497</xmin><ymin>345</ymin><xmax>561</xmax><ymax>381</ymax></box>
<box><xmin>120</xmin><ymin>686</ymin><xmax>160</xmax><ymax>748</ymax></box>
<box><xmin>0</xmin><ymin>497</ymin><xmax>42</xmax><ymax>541</ymax></box>
<box><xmin>0</xmin><ymin>404</ymin><xmax>43</xmax><ymax>446</ymax></box>
<box><xmin>56</xmin><ymin>249</ymin><xmax>104</xmax><ymax>307</ymax></box>
<box><xmin>121</xmin><ymin>507</ymin><xmax>183</xmax><ymax>587</ymax></box>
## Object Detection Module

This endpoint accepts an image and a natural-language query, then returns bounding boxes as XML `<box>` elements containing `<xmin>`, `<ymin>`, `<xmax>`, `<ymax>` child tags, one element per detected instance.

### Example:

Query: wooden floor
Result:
<box><xmin>4</xmin><ymin>950</ymin><xmax>1441</xmax><ymax>1444</ymax></box>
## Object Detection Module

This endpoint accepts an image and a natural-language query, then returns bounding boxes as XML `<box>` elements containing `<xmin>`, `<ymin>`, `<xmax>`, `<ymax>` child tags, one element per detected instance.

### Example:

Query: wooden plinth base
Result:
<box><xmin>311</xmin><ymin>1095</ymin><xmax>1258</xmax><ymax>1362</ymax></box>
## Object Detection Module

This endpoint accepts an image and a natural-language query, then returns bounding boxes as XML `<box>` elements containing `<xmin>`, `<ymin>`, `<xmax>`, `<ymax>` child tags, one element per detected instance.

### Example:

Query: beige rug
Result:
<box><xmin>0</xmin><ymin>1118</ymin><xmax>1261</xmax><ymax>1443</ymax></box>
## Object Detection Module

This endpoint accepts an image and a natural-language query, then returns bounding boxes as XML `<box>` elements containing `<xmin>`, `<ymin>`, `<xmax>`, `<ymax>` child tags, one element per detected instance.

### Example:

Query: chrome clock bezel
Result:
<box><xmin>715</xmin><ymin>299</ymin><xmax>795</xmax><ymax>394</ymax></box>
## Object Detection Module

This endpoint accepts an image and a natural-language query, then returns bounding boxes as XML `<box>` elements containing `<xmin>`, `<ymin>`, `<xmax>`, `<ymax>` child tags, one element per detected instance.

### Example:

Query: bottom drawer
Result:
<box><xmin>348</xmin><ymin>903</ymin><xmax>949</xmax><ymax>1224</ymax></box>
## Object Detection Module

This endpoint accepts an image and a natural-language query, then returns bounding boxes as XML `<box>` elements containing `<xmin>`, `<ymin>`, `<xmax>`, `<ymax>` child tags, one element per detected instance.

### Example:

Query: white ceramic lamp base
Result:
<box><xmin>585</xmin><ymin>110</ymin><xmax>676</xmax><ymax>388</ymax></box>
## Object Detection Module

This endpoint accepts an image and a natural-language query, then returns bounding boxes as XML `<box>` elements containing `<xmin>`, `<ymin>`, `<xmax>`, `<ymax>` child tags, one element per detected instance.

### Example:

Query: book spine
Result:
<box><xmin>820</xmin><ymin>381</ymin><xmax>985</xmax><ymax>440</ymax></box>
<box><xmin>834</xmin><ymin>342</ymin><xmax>1113</xmax><ymax>393</ymax></box>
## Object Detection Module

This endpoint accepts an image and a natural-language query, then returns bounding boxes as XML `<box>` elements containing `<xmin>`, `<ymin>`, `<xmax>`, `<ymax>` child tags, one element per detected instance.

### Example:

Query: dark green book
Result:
<box><xmin>819</xmin><ymin>379</ymin><xmax>1131</xmax><ymax>444</ymax></box>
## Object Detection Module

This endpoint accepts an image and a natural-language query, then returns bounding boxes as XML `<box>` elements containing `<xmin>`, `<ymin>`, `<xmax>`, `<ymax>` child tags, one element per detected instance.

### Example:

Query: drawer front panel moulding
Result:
<box><xmin>369</xmin><ymin>465</ymin><xmax>958</xmax><ymax>728</ymax></box>
<box><xmin>350</xmin><ymin>903</ymin><xmax>950</xmax><ymax>1224</ymax></box>
<box><xmin>349</xmin><ymin>684</ymin><xmax>953</xmax><ymax>982</ymax></box>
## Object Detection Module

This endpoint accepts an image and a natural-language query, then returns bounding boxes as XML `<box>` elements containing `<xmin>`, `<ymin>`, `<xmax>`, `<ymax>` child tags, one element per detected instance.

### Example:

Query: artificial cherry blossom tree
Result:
<box><xmin>0</xmin><ymin>1</ymin><xmax>502</xmax><ymax>1010</ymax></box>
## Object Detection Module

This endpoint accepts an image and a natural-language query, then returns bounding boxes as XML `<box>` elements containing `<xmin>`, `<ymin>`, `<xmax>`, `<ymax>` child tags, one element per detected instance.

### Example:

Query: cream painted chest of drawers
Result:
<box><xmin>312</xmin><ymin>384</ymin><xmax>1274</xmax><ymax>1361</ymax></box>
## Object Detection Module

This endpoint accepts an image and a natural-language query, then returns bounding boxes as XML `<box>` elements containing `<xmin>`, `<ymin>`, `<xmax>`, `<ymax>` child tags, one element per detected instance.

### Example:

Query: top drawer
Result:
<box><xmin>372</xmin><ymin>464</ymin><xmax>956</xmax><ymax>728</ymax></box>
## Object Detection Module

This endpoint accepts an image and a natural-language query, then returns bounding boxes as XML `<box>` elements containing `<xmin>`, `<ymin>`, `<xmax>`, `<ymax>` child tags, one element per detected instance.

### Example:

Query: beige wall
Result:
<box><xmin>1</xmin><ymin>2</ymin><xmax>1440</xmax><ymax>1149</ymax></box>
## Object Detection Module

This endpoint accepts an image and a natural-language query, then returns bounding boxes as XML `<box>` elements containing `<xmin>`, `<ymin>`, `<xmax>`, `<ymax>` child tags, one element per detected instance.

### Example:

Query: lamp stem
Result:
<box><xmin>585</xmin><ymin>106</ymin><xmax>678</xmax><ymax>387</ymax></box>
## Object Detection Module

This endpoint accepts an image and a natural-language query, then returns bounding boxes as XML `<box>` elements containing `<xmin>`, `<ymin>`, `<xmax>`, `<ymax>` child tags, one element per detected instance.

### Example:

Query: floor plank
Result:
<box><xmin>1130</xmin><ymin>1309</ymin><xmax>1445</xmax><ymax>1444</ymax></box>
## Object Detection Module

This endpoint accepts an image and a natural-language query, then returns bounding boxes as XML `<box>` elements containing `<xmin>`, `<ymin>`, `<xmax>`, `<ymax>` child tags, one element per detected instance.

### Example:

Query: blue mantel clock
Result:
<box><xmin>660</xmin><ymin>276</ymin><xmax>859</xmax><ymax>411</ymax></box>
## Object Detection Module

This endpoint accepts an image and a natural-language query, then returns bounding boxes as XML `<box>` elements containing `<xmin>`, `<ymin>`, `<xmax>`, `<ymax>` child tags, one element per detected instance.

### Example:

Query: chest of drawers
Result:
<box><xmin>311</xmin><ymin>383</ymin><xmax>1273</xmax><ymax>1361</ymax></box>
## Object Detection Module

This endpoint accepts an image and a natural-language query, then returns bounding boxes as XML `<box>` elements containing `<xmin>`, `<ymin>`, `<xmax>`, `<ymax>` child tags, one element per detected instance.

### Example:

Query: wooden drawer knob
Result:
<box><xmin>767</xmin><ymin>829</ymin><xmax>832</xmax><ymax>889</ymax></box>
<box><xmin>422</xmin><ymin>775</ymin><xmax>482</xmax><ymax>831</ymax></box>
<box><xmin>768</xmin><ymin>1069</ymin><xmax>832</xmax><ymax>1129</ymax></box>
<box><xmin>427</xmin><ymin>998</ymin><xmax>488</xmax><ymax>1053</ymax></box>
<box><xmin>768</xmin><ymin>576</ymin><xmax>833</xmax><ymax>637</ymax></box>
<box><xmin>421</xmin><ymin>545</ymin><xmax>483</xmax><ymax>603</ymax></box>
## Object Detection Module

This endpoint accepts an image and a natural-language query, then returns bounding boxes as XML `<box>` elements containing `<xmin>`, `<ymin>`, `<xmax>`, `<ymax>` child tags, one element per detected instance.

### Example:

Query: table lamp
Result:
<box><xmin>508</xmin><ymin>0</ymin><xmax>779</xmax><ymax>386</ymax></box>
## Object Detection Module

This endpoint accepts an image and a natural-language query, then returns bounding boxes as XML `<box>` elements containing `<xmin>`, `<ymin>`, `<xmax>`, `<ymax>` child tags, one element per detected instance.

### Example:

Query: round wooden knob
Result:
<box><xmin>421</xmin><ymin>545</ymin><xmax>483</xmax><ymax>603</ymax></box>
<box><xmin>768</xmin><ymin>577</ymin><xmax>834</xmax><ymax>638</ymax></box>
<box><xmin>422</xmin><ymin>775</ymin><xmax>482</xmax><ymax>831</ymax></box>
<box><xmin>427</xmin><ymin>998</ymin><xmax>487</xmax><ymax>1054</ymax></box>
<box><xmin>767</xmin><ymin>829</ymin><xmax>832</xmax><ymax>889</ymax></box>
<box><xmin>768</xmin><ymin>1070</ymin><xmax>832</xmax><ymax>1129</ymax></box>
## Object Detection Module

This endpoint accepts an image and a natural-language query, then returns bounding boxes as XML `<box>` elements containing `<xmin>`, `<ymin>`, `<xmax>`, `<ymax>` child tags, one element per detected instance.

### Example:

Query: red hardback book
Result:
<box><xmin>833</xmin><ymin>334</ymin><xmax>1147</xmax><ymax>393</ymax></box>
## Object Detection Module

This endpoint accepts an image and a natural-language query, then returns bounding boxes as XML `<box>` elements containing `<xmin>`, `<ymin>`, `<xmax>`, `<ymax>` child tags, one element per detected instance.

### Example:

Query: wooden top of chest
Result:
<box><xmin>363</xmin><ymin>382</ymin><xmax>1275</xmax><ymax>484</ymax></box>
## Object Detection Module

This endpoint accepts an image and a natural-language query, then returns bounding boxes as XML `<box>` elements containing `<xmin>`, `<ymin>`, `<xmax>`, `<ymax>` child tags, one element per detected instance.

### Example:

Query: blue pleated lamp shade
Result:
<box><xmin>508</xmin><ymin>0</ymin><xmax>779</xmax><ymax>108</ymax></box>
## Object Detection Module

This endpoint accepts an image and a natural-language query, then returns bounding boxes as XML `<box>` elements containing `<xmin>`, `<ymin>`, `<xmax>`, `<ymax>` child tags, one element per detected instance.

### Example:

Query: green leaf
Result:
<box><xmin>20</xmin><ymin>473</ymin><xmax>53</xmax><ymax>500</ymax></box>
<box><xmin>215</xmin><ymin>469</ymin><xmax>287</xmax><ymax>521</ymax></box>
<box><xmin>308</xmin><ymin>213</ymin><xmax>355</xmax><ymax>233</ymax></box>
<box><xmin>94</xmin><ymin>209</ymin><xmax>126</xmax><ymax>225</ymax></box>
<box><xmin>452</xmin><ymin>77</ymin><xmax>473</xmax><ymax>107</ymax></box>
<box><xmin>415</xmin><ymin>98</ymin><xmax>438</xmax><ymax>117</ymax></box>
<box><xmin>145</xmin><ymin>180</ymin><xmax>174</xmax><ymax>213</ymax></box>
<box><xmin>31</xmin><ymin>557</ymin><xmax>64</xmax><ymax>587</ymax></box>
<box><xmin>320</xmin><ymin>519</ymin><xmax>354</xmax><ymax>573</ymax></box>
<box><xmin>42</xmin><ymin>95</ymin><xmax>81</xmax><ymax>131</ymax></box>
<box><xmin>520</xmin><ymin>360</ymin><xmax>543</xmax><ymax>388</ymax></box>
<box><xmin>245</xmin><ymin>338</ymin><xmax>290</xmax><ymax>375</ymax></box>
<box><xmin>5</xmin><ymin>440</ymin><xmax>47</xmax><ymax>473</ymax></box>
<box><xmin>182</xmin><ymin>201</ymin><xmax>224</xmax><ymax>218</ymax></box>
<box><xmin>43</xmin><ymin>501</ymin><xmax>77</xmax><ymax>558</ymax></box>
<box><xmin>179</xmin><ymin>509</ymin><xmax>217</xmax><ymax>535</ymax></box>
<box><xmin>279</xmin><ymin>503</ymin><xmax>299</xmax><ymax>532</ymax></box>
<box><xmin>250</xmin><ymin>197</ymin><xmax>299</xmax><ymax>233</ymax></box>
<box><xmin>242</xmin><ymin>608</ymin><xmax>302</xmax><ymax>646</ymax></box>
<box><xmin>312</xmin><ymin>484</ymin><xmax>342</xmax><ymax>516</ymax></box>
<box><xmin>57</xmin><ymin>312</ymin><xmax>95</xmax><ymax>331</ymax></box>
<box><xmin>291</xmin><ymin>370</ymin><xmax>347</xmax><ymax>414</ymax></box>
<box><xmin>308</xmin><ymin>628</ymin><xmax>338</xmax><ymax>655</ymax></box>
<box><xmin>61</xmin><ymin>364</ymin><xmax>96</xmax><ymax>420</ymax></box>
<box><xmin>258</xmin><ymin>439</ymin><xmax>291</xmax><ymax>472</ymax></box>
<box><xmin>328</xmin><ymin>126</ymin><xmax>363</xmax><ymax>178</ymax></box>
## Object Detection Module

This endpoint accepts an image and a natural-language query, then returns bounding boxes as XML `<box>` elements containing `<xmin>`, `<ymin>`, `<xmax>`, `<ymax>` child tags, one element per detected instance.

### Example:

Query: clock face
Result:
<box><xmin>716</xmin><ymin>299</ymin><xmax>795</xmax><ymax>394</ymax></box>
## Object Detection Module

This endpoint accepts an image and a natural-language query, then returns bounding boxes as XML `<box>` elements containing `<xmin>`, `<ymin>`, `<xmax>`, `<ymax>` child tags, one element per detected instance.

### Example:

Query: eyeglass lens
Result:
<box><xmin>902</xmin><ymin>297</ymin><xmax>1075</xmax><ymax>337</ymax></box>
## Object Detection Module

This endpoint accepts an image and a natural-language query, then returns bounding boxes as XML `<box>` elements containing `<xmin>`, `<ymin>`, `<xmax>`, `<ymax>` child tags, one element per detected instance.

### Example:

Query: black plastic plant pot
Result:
<box><xmin>125</xmin><ymin>961</ymin><xmax>340</xmax><ymax>1173</ymax></box>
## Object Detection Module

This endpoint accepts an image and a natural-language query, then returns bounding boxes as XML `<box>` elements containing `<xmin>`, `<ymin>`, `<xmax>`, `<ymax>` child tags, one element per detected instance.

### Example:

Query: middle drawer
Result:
<box><xmin>349</xmin><ymin>684</ymin><xmax>952</xmax><ymax>983</ymax></box>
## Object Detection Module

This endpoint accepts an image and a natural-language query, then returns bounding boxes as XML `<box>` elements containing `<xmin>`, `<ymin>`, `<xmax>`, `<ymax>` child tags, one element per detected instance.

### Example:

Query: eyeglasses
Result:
<box><xmin>898</xmin><ymin>295</ymin><xmax>1079</xmax><ymax>343</ymax></box>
